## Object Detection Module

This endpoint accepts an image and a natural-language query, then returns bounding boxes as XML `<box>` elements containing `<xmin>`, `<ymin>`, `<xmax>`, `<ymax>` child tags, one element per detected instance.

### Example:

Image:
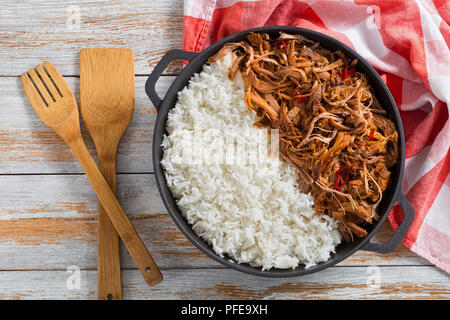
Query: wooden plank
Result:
<box><xmin>0</xmin><ymin>0</ymin><xmax>183</xmax><ymax>76</ymax></box>
<box><xmin>0</xmin><ymin>76</ymin><xmax>176</xmax><ymax>174</ymax></box>
<box><xmin>0</xmin><ymin>174</ymin><xmax>430</xmax><ymax>270</ymax></box>
<box><xmin>0</xmin><ymin>218</ymin><xmax>427</xmax><ymax>270</ymax></box>
<box><xmin>0</xmin><ymin>266</ymin><xmax>448</xmax><ymax>299</ymax></box>
<box><xmin>0</xmin><ymin>174</ymin><xmax>215</xmax><ymax>269</ymax></box>
<box><xmin>0</xmin><ymin>174</ymin><xmax>165</xmax><ymax>220</ymax></box>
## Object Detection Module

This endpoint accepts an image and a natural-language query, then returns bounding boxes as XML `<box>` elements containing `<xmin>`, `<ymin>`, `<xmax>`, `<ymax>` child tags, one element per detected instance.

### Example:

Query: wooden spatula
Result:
<box><xmin>80</xmin><ymin>48</ymin><xmax>143</xmax><ymax>300</ymax></box>
<box><xmin>20</xmin><ymin>61</ymin><xmax>163</xmax><ymax>296</ymax></box>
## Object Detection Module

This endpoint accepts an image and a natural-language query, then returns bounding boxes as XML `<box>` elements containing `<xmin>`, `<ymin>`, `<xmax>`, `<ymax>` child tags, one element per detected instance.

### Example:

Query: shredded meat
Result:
<box><xmin>209</xmin><ymin>32</ymin><xmax>399</xmax><ymax>241</ymax></box>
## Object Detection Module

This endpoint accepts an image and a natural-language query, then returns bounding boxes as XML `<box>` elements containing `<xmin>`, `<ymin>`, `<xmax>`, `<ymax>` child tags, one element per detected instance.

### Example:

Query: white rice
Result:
<box><xmin>161</xmin><ymin>55</ymin><xmax>341</xmax><ymax>270</ymax></box>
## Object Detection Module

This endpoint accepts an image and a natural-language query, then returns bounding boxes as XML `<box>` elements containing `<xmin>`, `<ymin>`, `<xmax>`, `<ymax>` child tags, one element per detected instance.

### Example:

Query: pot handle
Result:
<box><xmin>145</xmin><ymin>49</ymin><xmax>198</xmax><ymax>111</ymax></box>
<box><xmin>361</xmin><ymin>192</ymin><xmax>415</xmax><ymax>254</ymax></box>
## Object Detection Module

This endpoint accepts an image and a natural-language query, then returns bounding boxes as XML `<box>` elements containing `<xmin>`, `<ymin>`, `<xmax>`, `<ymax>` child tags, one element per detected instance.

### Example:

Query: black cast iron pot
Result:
<box><xmin>145</xmin><ymin>26</ymin><xmax>415</xmax><ymax>277</ymax></box>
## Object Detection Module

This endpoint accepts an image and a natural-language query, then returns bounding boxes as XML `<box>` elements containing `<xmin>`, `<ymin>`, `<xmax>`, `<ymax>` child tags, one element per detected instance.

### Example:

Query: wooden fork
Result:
<box><xmin>20</xmin><ymin>62</ymin><xmax>163</xmax><ymax>286</ymax></box>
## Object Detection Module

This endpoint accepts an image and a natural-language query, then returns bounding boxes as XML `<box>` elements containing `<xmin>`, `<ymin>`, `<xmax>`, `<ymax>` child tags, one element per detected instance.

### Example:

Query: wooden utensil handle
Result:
<box><xmin>70</xmin><ymin>137</ymin><xmax>163</xmax><ymax>286</ymax></box>
<box><xmin>97</xmin><ymin>158</ymin><xmax>122</xmax><ymax>299</ymax></box>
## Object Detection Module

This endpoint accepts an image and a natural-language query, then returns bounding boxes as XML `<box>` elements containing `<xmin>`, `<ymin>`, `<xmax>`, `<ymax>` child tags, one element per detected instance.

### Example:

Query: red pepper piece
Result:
<box><xmin>338</xmin><ymin>66</ymin><xmax>356</xmax><ymax>80</ymax></box>
<box><xmin>274</xmin><ymin>40</ymin><xmax>287</xmax><ymax>51</ymax></box>
<box><xmin>369</xmin><ymin>129</ymin><xmax>375</xmax><ymax>141</ymax></box>
<box><xmin>291</xmin><ymin>87</ymin><xmax>302</xmax><ymax>95</ymax></box>
<box><xmin>334</xmin><ymin>167</ymin><xmax>350</xmax><ymax>190</ymax></box>
<box><xmin>291</xmin><ymin>87</ymin><xmax>304</xmax><ymax>103</ymax></box>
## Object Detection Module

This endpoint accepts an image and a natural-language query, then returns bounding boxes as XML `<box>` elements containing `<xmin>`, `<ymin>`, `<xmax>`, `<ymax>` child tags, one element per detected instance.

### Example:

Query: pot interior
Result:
<box><xmin>153</xmin><ymin>26</ymin><xmax>405</xmax><ymax>277</ymax></box>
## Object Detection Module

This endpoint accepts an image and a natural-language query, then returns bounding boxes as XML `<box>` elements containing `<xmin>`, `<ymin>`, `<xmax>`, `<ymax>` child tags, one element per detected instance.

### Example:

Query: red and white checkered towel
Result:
<box><xmin>182</xmin><ymin>0</ymin><xmax>450</xmax><ymax>273</ymax></box>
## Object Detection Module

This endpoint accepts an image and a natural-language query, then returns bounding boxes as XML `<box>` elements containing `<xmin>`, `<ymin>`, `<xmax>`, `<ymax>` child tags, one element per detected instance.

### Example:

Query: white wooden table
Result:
<box><xmin>0</xmin><ymin>0</ymin><xmax>449</xmax><ymax>300</ymax></box>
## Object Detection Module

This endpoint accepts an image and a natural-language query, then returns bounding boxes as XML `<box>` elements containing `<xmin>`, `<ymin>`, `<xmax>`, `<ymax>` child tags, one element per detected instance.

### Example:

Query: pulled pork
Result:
<box><xmin>209</xmin><ymin>32</ymin><xmax>399</xmax><ymax>241</ymax></box>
